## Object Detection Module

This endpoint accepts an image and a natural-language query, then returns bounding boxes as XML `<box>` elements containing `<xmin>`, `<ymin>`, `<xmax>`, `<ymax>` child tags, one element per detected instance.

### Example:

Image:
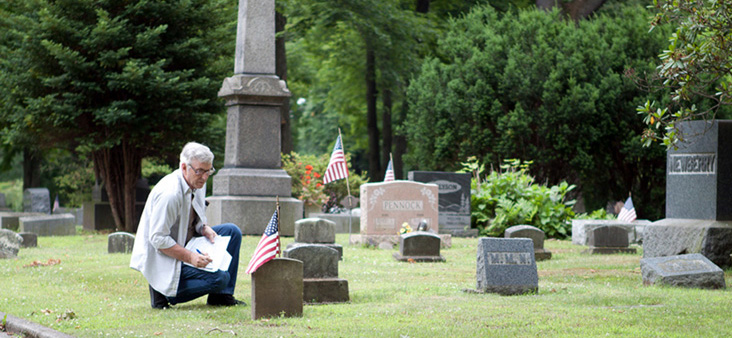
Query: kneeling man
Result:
<box><xmin>130</xmin><ymin>142</ymin><xmax>244</xmax><ymax>308</ymax></box>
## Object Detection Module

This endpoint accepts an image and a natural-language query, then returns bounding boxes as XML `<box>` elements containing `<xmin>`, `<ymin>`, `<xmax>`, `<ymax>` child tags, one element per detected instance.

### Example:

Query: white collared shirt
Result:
<box><xmin>129</xmin><ymin>168</ymin><xmax>207</xmax><ymax>297</ymax></box>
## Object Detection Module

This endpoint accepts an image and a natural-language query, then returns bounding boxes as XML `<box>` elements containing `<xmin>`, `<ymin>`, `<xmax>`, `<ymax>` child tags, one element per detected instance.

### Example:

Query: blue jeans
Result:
<box><xmin>167</xmin><ymin>223</ymin><xmax>242</xmax><ymax>305</ymax></box>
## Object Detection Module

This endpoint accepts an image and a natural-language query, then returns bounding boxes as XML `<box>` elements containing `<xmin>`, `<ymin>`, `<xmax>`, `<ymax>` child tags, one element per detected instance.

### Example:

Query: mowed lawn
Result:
<box><xmin>1</xmin><ymin>230</ymin><xmax>731</xmax><ymax>337</ymax></box>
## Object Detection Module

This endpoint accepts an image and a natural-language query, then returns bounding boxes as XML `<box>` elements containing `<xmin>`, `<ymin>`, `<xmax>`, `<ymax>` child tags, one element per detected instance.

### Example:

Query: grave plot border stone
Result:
<box><xmin>392</xmin><ymin>231</ymin><xmax>445</xmax><ymax>262</ymax></box>
<box><xmin>640</xmin><ymin>253</ymin><xmax>726</xmax><ymax>289</ymax></box>
<box><xmin>583</xmin><ymin>225</ymin><xmax>637</xmax><ymax>255</ymax></box>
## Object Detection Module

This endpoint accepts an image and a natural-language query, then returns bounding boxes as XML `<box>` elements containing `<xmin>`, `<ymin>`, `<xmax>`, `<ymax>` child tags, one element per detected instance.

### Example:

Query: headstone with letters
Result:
<box><xmin>474</xmin><ymin>238</ymin><xmax>538</xmax><ymax>295</ymax></box>
<box><xmin>640</xmin><ymin>253</ymin><xmax>726</xmax><ymax>289</ymax></box>
<box><xmin>351</xmin><ymin>181</ymin><xmax>451</xmax><ymax>247</ymax></box>
<box><xmin>407</xmin><ymin>171</ymin><xmax>477</xmax><ymax>237</ymax></box>
<box><xmin>643</xmin><ymin>120</ymin><xmax>732</xmax><ymax>267</ymax></box>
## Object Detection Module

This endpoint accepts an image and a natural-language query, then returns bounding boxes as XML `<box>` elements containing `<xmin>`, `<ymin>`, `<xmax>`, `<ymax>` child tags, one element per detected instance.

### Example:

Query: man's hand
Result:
<box><xmin>191</xmin><ymin>251</ymin><xmax>213</xmax><ymax>268</ymax></box>
<box><xmin>202</xmin><ymin>224</ymin><xmax>217</xmax><ymax>243</ymax></box>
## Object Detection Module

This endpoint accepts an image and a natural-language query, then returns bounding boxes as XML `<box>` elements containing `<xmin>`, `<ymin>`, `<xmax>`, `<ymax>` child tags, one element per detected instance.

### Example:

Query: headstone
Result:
<box><xmin>352</xmin><ymin>181</ymin><xmax>451</xmax><ymax>248</ymax></box>
<box><xmin>83</xmin><ymin>180</ymin><xmax>148</xmax><ymax>231</ymax></box>
<box><xmin>1</xmin><ymin>212</ymin><xmax>45</xmax><ymax>231</ymax></box>
<box><xmin>393</xmin><ymin>232</ymin><xmax>445</xmax><ymax>262</ymax></box>
<box><xmin>0</xmin><ymin>193</ymin><xmax>7</xmax><ymax>210</ymax></box>
<box><xmin>640</xmin><ymin>253</ymin><xmax>726</xmax><ymax>289</ymax></box>
<box><xmin>474</xmin><ymin>238</ymin><xmax>538</xmax><ymax>295</ymax></box>
<box><xmin>408</xmin><ymin>171</ymin><xmax>477</xmax><ymax>237</ymax></box>
<box><xmin>0</xmin><ymin>229</ymin><xmax>23</xmax><ymax>259</ymax></box>
<box><xmin>108</xmin><ymin>232</ymin><xmax>135</xmax><ymax>253</ymax></box>
<box><xmin>19</xmin><ymin>214</ymin><xmax>76</xmax><ymax>236</ymax></box>
<box><xmin>643</xmin><ymin>120</ymin><xmax>732</xmax><ymax>267</ymax></box>
<box><xmin>288</xmin><ymin>218</ymin><xmax>342</xmax><ymax>259</ymax></box>
<box><xmin>23</xmin><ymin>188</ymin><xmax>50</xmax><ymax>214</ymax></box>
<box><xmin>206</xmin><ymin>0</ymin><xmax>302</xmax><ymax>237</ymax></box>
<box><xmin>18</xmin><ymin>232</ymin><xmax>37</xmax><ymax>248</ymax></box>
<box><xmin>504</xmin><ymin>225</ymin><xmax>551</xmax><ymax>261</ymax></box>
<box><xmin>251</xmin><ymin>258</ymin><xmax>303</xmax><ymax>319</ymax></box>
<box><xmin>572</xmin><ymin>219</ymin><xmax>647</xmax><ymax>245</ymax></box>
<box><xmin>284</xmin><ymin>244</ymin><xmax>339</xmax><ymax>278</ymax></box>
<box><xmin>306</xmin><ymin>213</ymin><xmax>360</xmax><ymax>234</ymax></box>
<box><xmin>583</xmin><ymin>225</ymin><xmax>637</xmax><ymax>254</ymax></box>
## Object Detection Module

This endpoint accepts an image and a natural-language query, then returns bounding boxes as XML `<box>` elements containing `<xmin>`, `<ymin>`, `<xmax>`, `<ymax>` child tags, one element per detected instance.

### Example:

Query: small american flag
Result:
<box><xmin>245</xmin><ymin>209</ymin><xmax>279</xmax><ymax>274</ymax></box>
<box><xmin>617</xmin><ymin>196</ymin><xmax>637</xmax><ymax>223</ymax></box>
<box><xmin>323</xmin><ymin>135</ymin><xmax>349</xmax><ymax>184</ymax></box>
<box><xmin>384</xmin><ymin>159</ymin><xmax>394</xmax><ymax>182</ymax></box>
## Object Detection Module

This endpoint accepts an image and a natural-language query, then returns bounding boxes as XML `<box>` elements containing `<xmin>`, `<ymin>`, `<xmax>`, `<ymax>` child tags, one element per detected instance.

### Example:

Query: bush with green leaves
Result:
<box><xmin>468</xmin><ymin>159</ymin><xmax>575</xmax><ymax>238</ymax></box>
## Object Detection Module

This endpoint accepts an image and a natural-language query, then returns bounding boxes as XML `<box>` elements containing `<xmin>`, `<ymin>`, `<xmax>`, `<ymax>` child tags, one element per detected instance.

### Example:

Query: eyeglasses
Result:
<box><xmin>188</xmin><ymin>164</ymin><xmax>215</xmax><ymax>176</ymax></box>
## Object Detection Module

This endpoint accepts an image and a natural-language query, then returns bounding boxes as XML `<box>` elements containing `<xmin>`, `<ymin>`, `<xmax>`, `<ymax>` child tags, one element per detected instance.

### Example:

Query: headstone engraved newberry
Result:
<box><xmin>251</xmin><ymin>257</ymin><xmax>303</xmax><ymax>319</ymax></box>
<box><xmin>352</xmin><ymin>181</ymin><xmax>451</xmax><ymax>247</ymax></box>
<box><xmin>640</xmin><ymin>253</ymin><xmax>726</xmax><ymax>289</ymax></box>
<box><xmin>19</xmin><ymin>214</ymin><xmax>76</xmax><ymax>236</ymax></box>
<box><xmin>393</xmin><ymin>232</ymin><xmax>445</xmax><ymax>262</ymax></box>
<box><xmin>583</xmin><ymin>225</ymin><xmax>637</xmax><ymax>254</ymax></box>
<box><xmin>206</xmin><ymin>0</ymin><xmax>302</xmax><ymax>236</ymax></box>
<box><xmin>504</xmin><ymin>225</ymin><xmax>551</xmax><ymax>261</ymax></box>
<box><xmin>407</xmin><ymin>171</ymin><xmax>477</xmax><ymax>237</ymax></box>
<box><xmin>0</xmin><ymin>229</ymin><xmax>23</xmax><ymax>259</ymax></box>
<box><xmin>643</xmin><ymin>120</ymin><xmax>732</xmax><ymax>267</ymax></box>
<box><xmin>284</xmin><ymin>218</ymin><xmax>349</xmax><ymax>303</ymax></box>
<box><xmin>473</xmin><ymin>238</ymin><xmax>538</xmax><ymax>295</ymax></box>
<box><xmin>23</xmin><ymin>188</ymin><xmax>50</xmax><ymax>214</ymax></box>
<box><xmin>108</xmin><ymin>232</ymin><xmax>135</xmax><ymax>254</ymax></box>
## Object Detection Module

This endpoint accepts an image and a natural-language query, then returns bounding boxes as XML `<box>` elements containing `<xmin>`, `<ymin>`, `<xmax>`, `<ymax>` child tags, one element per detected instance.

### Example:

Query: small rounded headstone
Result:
<box><xmin>19</xmin><ymin>232</ymin><xmax>37</xmax><ymax>248</ymax></box>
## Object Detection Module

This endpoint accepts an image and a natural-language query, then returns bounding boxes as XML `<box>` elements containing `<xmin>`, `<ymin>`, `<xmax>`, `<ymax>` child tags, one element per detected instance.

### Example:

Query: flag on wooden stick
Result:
<box><xmin>323</xmin><ymin>134</ymin><xmax>349</xmax><ymax>184</ymax></box>
<box><xmin>245</xmin><ymin>209</ymin><xmax>280</xmax><ymax>274</ymax></box>
<box><xmin>617</xmin><ymin>196</ymin><xmax>637</xmax><ymax>223</ymax></box>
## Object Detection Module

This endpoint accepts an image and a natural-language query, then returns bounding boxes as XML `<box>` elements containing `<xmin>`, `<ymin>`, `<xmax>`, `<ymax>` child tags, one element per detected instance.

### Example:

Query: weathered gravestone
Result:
<box><xmin>505</xmin><ymin>225</ymin><xmax>551</xmax><ymax>261</ymax></box>
<box><xmin>19</xmin><ymin>232</ymin><xmax>37</xmax><ymax>248</ymax></box>
<box><xmin>474</xmin><ymin>238</ymin><xmax>538</xmax><ymax>295</ymax></box>
<box><xmin>206</xmin><ymin>0</ymin><xmax>302</xmax><ymax>237</ymax></box>
<box><xmin>287</xmin><ymin>218</ymin><xmax>342</xmax><ymax>259</ymax></box>
<box><xmin>19</xmin><ymin>214</ymin><xmax>76</xmax><ymax>236</ymax></box>
<box><xmin>393</xmin><ymin>232</ymin><xmax>445</xmax><ymax>262</ymax></box>
<box><xmin>0</xmin><ymin>193</ymin><xmax>8</xmax><ymax>211</ymax></box>
<box><xmin>353</xmin><ymin>181</ymin><xmax>451</xmax><ymax>248</ymax></box>
<box><xmin>408</xmin><ymin>171</ymin><xmax>477</xmax><ymax>237</ymax></box>
<box><xmin>583</xmin><ymin>225</ymin><xmax>637</xmax><ymax>254</ymax></box>
<box><xmin>0</xmin><ymin>212</ymin><xmax>45</xmax><ymax>231</ymax></box>
<box><xmin>640</xmin><ymin>253</ymin><xmax>726</xmax><ymax>289</ymax></box>
<box><xmin>83</xmin><ymin>180</ymin><xmax>148</xmax><ymax>231</ymax></box>
<box><xmin>23</xmin><ymin>188</ymin><xmax>50</xmax><ymax>214</ymax></box>
<box><xmin>572</xmin><ymin>219</ymin><xmax>648</xmax><ymax>245</ymax></box>
<box><xmin>108</xmin><ymin>232</ymin><xmax>135</xmax><ymax>253</ymax></box>
<box><xmin>251</xmin><ymin>258</ymin><xmax>303</xmax><ymax>319</ymax></box>
<box><xmin>643</xmin><ymin>120</ymin><xmax>732</xmax><ymax>267</ymax></box>
<box><xmin>284</xmin><ymin>244</ymin><xmax>349</xmax><ymax>303</ymax></box>
<box><xmin>0</xmin><ymin>229</ymin><xmax>23</xmax><ymax>259</ymax></box>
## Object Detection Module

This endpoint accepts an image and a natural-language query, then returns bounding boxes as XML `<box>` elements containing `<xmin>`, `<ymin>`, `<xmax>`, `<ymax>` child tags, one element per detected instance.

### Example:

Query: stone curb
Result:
<box><xmin>0</xmin><ymin>312</ymin><xmax>74</xmax><ymax>338</ymax></box>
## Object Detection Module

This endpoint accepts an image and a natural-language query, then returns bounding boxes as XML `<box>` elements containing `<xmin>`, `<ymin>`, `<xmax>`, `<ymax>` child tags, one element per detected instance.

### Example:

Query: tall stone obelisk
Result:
<box><xmin>206</xmin><ymin>0</ymin><xmax>302</xmax><ymax>236</ymax></box>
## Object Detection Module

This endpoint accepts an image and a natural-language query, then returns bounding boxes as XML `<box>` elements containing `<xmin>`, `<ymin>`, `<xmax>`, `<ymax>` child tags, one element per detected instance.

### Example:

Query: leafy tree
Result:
<box><xmin>0</xmin><ymin>0</ymin><xmax>233</xmax><ymax>232</ymax></box>
<box><xmin>637</xmin><ymin>0</ymin><xmax>732</xmax><ymax>147</ymax></box>
<box><xmin>405</xmin><ymin>5</ymin><xmax>670</xmax><ymax>219</ymax></box>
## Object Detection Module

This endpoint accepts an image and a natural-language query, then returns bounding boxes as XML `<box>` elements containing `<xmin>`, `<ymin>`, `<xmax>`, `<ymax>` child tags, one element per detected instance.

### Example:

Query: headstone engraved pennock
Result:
<box><xmin>206</xmin><ymin>0</ymin><xmax>302</xmax><ymax>236</ymax></box>
<box><xmin>583</xmin><ymin>225</ymin><xmax>637</xmax><ymax>254</ymax></box>
<box><xmin>504</xmin><ymin>225</ymin><xmax>551</xmax><ymax>261</ymax></box>
<box><xmin>407</xmin><ymin>171</ymin><xmax>477</xmax><ymax>237</ymax></box>
<box><xmin>251</xmin><ymin>258</ymin><xmax>303</xmax><ymax>319</ymax></box>
<box><xmin>643</xmin><ymin>120</ymin><xmax>732</xmax><ymax>267</ymax></box>
<box><xmin>393</xmin><ymin>231</ymin><xmax>445</xmax><ymax>262</ymax></box>
<box><xmin>640</xmin><ymin>253</ymin><xmax>725</xmax><ymax>289</ymax></box>
<box><xmin>352</xmin><ymin>181</ymin><xmax>451</xmax><ymax>248</ymax></box>
<box><xmin>474</xmin><ymin>238</ymin><xmax>538</xmax><ymax>295</ymax></box>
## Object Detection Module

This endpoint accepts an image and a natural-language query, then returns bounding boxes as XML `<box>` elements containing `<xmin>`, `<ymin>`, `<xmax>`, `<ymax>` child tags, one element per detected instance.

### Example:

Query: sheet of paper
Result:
<box><xmin>183</xmin><ymin>235</ymin><xmax>232</xmax><ymax>272</ymax></box>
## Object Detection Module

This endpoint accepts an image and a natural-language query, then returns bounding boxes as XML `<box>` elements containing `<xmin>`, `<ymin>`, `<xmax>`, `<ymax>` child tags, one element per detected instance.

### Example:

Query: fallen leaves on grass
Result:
<box><xmin>24</xmin><ymin>258</ymin><xmax>61</xmax><ymax>268</ymax></box>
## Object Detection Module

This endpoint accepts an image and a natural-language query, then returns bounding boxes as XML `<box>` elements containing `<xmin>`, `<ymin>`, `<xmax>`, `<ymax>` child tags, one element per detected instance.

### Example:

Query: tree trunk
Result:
<box><xmin>381</xmin><ymin>89</ymin><xmax>393</xmax><ymax>179</ymax></box>
<box><xmin>22</xmin><ymin>148</ymin><xmax>41</xmax><ymax>190</ymax></box>
<box><xmin>415</xmin><ymin>0</ymin><xmax>429</xmax><ymax>13</ymax></box>
<box><xmin>276</xmin><ymin>9</ymin><xmax>293</xmax><ymax>155</ymax></box>
<box><xmin>93</xmin><ymin>141</ymin><xmax>142</xmax><ymax>233</ymax></box>
<box><xmin>366</xmin><ymin>44</ymin><xmax>380</xmax><ymax>179</ymax></box>
<box><xmin>394</xmin><ymin>98</ymin><xmax>409</xmax><ymax>179</ymax></box>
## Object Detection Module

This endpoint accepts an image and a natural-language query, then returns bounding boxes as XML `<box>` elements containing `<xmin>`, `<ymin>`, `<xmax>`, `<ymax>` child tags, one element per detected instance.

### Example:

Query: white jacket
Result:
<box><xmin>129</xmin><ymin>169</ymin><xmax>207</xmax><ymax>297</ymax></box>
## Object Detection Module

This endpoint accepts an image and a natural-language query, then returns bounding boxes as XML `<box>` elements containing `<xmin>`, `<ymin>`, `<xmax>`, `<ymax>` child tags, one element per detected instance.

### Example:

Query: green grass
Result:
<box><xmin>1</xmin><ymin>232</ymin><xmax>731</xmax><ymax>337</ymax></box>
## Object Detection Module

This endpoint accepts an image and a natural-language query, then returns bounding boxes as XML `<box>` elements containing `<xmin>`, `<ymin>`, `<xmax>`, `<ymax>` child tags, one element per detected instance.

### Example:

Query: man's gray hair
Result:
<box><xmin>180</xmin><ymin>142</ymin><xmax>214</xmax><ymax>166</ymax></box>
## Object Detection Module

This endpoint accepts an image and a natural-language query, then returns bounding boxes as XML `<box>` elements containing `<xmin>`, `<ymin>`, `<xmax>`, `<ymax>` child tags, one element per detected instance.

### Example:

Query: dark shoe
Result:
<box><xmin>149</xmin><ymin>285</ymin><xmax>170</xmax><ymax>309</ymax></box>
<box><xmin>207</xmin><ymin>293</ymin><xmax>246</xmax><ymax>306</ymax></box>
